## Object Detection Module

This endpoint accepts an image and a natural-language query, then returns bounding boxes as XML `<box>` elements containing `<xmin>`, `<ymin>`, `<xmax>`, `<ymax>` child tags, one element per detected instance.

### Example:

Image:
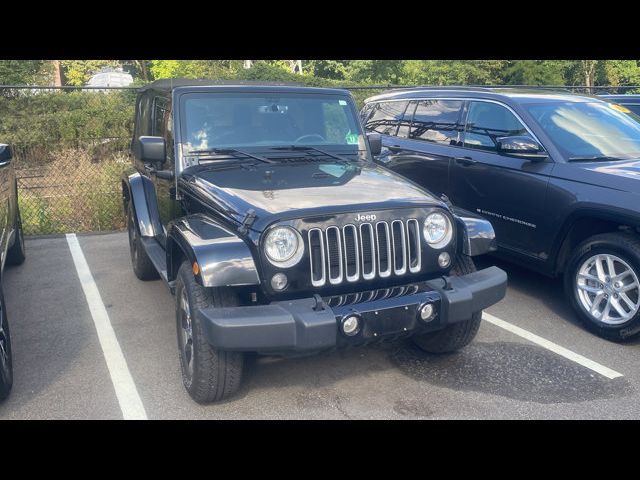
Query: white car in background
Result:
<box><xmin>85</xmin><ymin>69</ymin><xmax>133</xmax><ymax>91</ymax></box>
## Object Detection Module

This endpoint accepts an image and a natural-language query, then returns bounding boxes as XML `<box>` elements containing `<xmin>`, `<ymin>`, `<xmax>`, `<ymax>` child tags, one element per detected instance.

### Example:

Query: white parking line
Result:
<box><xmin>66</xmin><ymin>233</ymin><xmax>148</xmax><ymax>420</ymax></box>
<box><xmin>483</xmin><ymin>312</ymin><xmax>624</xmax><ymax>380</ymax></box>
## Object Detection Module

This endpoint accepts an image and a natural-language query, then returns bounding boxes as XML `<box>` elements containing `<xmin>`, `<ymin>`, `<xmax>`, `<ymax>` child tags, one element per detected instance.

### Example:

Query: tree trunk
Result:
<box><xmin>134</xmin><ymin>60</ymin><xmax>149</xmax><ymax>81</ymax></box>
<box><xmin>582</xmin><ymin>60</ymin><xmax>597</xmax><ymax>93</ymax></box>
<box><xmin>52</xmin><ymin>60</ymin><xmax>62</xmax><ymax>86</ymax></box>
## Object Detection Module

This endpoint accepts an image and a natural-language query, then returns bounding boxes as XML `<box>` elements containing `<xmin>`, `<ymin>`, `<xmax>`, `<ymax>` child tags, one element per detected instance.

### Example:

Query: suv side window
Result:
<box><xmin>153</xmin><ymin>97</ymin><xmax>169</xmax><ymax>137</ymax></box>
<box><xmin>463</xmin><ymin>101</ymin><xmax>528</xmax><ymax>153</ymax></box>
<box><xmin>152</xmin><ymin>96</ymin><xmax>174</xmax><ymax>162</ymax></box>
<box><xmin>397</xmin><ymin>101</ymin><xmax>417</xmax><ymax>138</ymax></box>
<box><xmin>135</xmin><ymin>93</ymin><xmax>152</xmax><ymax>138</ymax></box>
<box><xmin>360</xmin><ymin>103</ymin><xmax>375</xmax><ymax>124</ymax></box>
<box><xmin>409</xmin><ymin>100</ymin><xmax>464</xmax><ymax>145</ymax></box>
<box><xmin>365</xmin><ymin>101</ymin><xmax>409</xmax><ymax>136</ymax></box>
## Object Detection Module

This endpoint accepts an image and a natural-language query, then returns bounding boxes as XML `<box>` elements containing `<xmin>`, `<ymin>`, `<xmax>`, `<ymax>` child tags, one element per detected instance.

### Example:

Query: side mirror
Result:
<box><xmin>497</xmin><ymin>135</ymin><xmax>548</xmax><ymax>161</ymax></box>
<box><xmin>367</xmin><ymin>132</ymin><xmax>382</xmax><ymax>156</ymax></box>
<box><xmin>0</xmin><ymin>144</ymin><xmax>13</xmax><ymax>164</ymax></box>
<box><xmin>135</xmin><ymin>136</ymin><xmax>166</xmax><ymax>164</ymax></box>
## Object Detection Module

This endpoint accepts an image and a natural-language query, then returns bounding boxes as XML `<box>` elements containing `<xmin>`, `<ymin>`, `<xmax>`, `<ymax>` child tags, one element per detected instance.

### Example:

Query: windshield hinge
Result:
<box><xmin>183</xmin><ymin>156</ymin><xmax>199</xmax><ymax>168</ymax></box>
<box><xmin>440</xmin><ymin>194</ymin><xmax>453</xmax><ymax>209</ymax></box>
<box><xmin>238</xmin><ymin>209</ymin><xmax>257</xmax><ymax>235</ymax></box>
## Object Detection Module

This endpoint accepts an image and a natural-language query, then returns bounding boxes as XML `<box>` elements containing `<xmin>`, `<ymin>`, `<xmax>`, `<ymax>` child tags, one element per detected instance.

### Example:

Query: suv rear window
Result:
<box><xmin>463</xmin><ymin>101</ymin><xmax>527</xmax><ymax>153</ymax></box>
<box><xmin>365</xmin><ymin>101</ymin><xmax>409</xmax><ymax>136</ymax></box>
<box><xmin>409</xmin><ymin>100</ymin><xmax>464</xmax><ymax>145</ymax></box>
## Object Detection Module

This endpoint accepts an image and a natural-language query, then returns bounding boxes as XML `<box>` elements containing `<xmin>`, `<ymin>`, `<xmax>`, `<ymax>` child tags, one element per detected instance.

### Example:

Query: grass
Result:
<box><xmin>15</xmin><ymin>145</ymin><xmax>133</xmax><ymax>235</ymax></box>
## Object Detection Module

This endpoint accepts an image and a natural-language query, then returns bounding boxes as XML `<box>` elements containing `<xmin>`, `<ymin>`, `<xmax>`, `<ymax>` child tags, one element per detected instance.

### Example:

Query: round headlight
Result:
<box><xmin>423</xmin><ymin>212</ymin><xmax>453</xmax><ymax>249</ymax></box>
<box><xmin>264</xmin><ymin>226</ymin><xmax>304</xmax><ymax>267</ymax></box>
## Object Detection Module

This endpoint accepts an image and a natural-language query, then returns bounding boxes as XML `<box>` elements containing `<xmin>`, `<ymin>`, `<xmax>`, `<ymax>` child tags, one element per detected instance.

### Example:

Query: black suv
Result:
<box><xmin>0</xmin><ymin>144</ymin><xmax>26</xmax><ymax>401</ymax></box>
<box><xmin>122</xmin><ymin>80</ymin><xmax>507</xmax><ymax>402</ymax></box>
<box><xmin>363</xmin><ymin>87</ymin><xmax>640</xmax><ymax>341</ymax></box>
<box><xmin>598</xmin><ymin>94</ymin><xmax>640</xmax><ymax>116</ymax></box>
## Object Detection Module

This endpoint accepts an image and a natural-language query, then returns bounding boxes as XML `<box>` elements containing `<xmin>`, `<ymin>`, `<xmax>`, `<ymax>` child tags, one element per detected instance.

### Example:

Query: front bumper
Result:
<box><xmin>197</xmin><ymin>266</ymin><xmax>507</xmax><ymax>354</ymax></box>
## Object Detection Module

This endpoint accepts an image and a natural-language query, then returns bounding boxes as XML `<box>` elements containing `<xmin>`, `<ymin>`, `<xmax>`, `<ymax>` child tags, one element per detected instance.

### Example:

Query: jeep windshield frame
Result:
<box><xmin>176</xmin><ymin>90</ymin><xmax>368</xmax><ymax>160</ymax></box>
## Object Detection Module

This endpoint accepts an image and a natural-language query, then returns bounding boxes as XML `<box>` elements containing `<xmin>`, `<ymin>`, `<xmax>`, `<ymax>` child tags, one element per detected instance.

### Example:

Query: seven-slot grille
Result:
<box><xmin>308</xmin><ymin>220</ymin><xmax>422</xmax><ymax>287</ymax></box>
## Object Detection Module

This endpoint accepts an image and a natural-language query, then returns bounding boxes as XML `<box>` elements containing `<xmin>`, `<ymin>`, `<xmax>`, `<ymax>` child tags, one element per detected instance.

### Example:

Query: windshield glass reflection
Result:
<box><xmin>526</xmin><ymin>101</ymin><xmax>640</xmax><ymax>159</ymax></box>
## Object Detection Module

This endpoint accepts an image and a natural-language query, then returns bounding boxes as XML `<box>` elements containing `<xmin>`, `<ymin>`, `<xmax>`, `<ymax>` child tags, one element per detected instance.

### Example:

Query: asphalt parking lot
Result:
<box><xmin>1</xmin><ymin>231</ymin><xmax>639</xmax><ymax>419</ymax></box>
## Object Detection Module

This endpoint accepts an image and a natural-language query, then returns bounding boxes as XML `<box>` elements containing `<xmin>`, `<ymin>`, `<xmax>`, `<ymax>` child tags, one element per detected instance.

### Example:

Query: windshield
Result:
<box><xmin>525</xmin><ymin>101</ymin><xmax>640</xmax><ymax>160</ymax></box>
<box><xmin>180</xmin><ymin>92</ymin><xmax>366</xmax><ymax>154</ymax></box>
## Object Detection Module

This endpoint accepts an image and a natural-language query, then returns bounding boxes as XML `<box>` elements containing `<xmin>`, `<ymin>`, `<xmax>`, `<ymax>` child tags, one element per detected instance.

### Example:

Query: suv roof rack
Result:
<box><xmin>383</xmin><ymin>85</ymin><xmax>574</xmax><ymax>93</ymax></box>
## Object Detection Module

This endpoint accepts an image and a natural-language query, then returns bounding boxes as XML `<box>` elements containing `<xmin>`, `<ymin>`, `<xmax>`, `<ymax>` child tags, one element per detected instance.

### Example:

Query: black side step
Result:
<box><xmin>140</xmin><ymin>237</ymin><xmax>176</xmax><ymax>293</ymax></box>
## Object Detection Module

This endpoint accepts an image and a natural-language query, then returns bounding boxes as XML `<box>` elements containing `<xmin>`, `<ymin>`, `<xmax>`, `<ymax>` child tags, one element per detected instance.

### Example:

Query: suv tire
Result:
<box><xmin>0</xmin><ymin>288</ymin><xmax>13</xmax><ymax>401</ymax></box>
<box><xmin>6</xmin><ymin>208</ymin><xmax>25</xmax><ymax>266</ymax></box>
<box><xmin>175</xmin><ymin>261</ymin><xmax>244</xmax><ymax>403</ymax></box>
<box><xmin>127</xmin><ymin>203</ymin><xmax>158</xmax><ymax>281</ymax></box>
<box><xmin>565</xmin><ymin>232</ymin><xmax>640</xmax><ymax>341</ymax></box>
<box><xmin>412</xmin><ymin>254</ymin><xmax>482</xmax><ymax>353</ymax></box>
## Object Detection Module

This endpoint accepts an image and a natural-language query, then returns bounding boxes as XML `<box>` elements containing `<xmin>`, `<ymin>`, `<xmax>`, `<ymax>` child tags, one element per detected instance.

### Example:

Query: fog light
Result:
<box><xmin>341</xmin><ymin>315</ymin><xmax>361</xmax><ymax>336</ymax></box>
<box><xmin>271</xmin><ymin>273</ymin><xmax>288</xmax><ymax>291</ymax></box>
<box><xmin>419</xmin><ymin>303</ymin><xmax>436</xmax><ymax>322</ymax></box>
<box><xmin>438</xmin><ymin>252</ymin><xmax>451</xmax><ymax>268</ymax></box>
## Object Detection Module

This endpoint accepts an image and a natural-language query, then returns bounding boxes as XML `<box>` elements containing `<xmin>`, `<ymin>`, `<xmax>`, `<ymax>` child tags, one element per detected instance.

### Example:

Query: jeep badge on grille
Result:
<box><xmin>355</xmin><ymin>213</ymin><xmax>376</xmax><ymax>222</ymax></box>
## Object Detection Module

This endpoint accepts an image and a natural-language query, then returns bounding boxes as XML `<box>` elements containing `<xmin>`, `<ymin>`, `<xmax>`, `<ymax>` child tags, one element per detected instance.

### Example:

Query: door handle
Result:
<box><xmin>455</xmin><ymin>156</ymin><xmax>477</xmax><ymax>166</ymax></box>
<box><xmin>387</xmin><ymin>145</ymin><xmax>402</xmax><ymax>152</ymax></box>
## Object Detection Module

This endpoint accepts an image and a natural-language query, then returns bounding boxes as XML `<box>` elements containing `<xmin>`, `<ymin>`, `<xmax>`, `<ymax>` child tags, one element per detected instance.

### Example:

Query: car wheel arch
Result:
<box><xmin>553</xmin><ymin>210</ymin><xmax>639</xmax><ymax>275</ymax></box>
<box><xmin>166</xmin><ymin>215</ymin><xmax>261</xmax><ymax>288</ymax></box>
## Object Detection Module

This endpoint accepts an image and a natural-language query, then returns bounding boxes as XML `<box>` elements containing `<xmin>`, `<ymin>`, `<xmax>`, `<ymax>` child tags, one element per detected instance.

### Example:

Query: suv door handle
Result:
<box><xmin>455</xmin><ymin>156</ymin><xmax>477</xmax><ymax>166</ymax></box>
<box><xmin>387</xmin><ymin>145</ymin><xmax>402</xmax><ymax>152</ymax></box>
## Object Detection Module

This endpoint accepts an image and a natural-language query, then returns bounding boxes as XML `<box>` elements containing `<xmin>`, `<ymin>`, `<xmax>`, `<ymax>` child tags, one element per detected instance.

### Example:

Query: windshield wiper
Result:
<box><xmin>567</xmin><ymin>155</ymin><xmax>629</xmax><ymax>162</ymax></box>
<box><xmin>269</xmin><ymin>145</ymin><xmax>352</xmax><ymax>163</ymax></box>
<box><xmin>188</xmin><ymin>148</ymin><xmax>275</xmax><ymax>164</ymax></box>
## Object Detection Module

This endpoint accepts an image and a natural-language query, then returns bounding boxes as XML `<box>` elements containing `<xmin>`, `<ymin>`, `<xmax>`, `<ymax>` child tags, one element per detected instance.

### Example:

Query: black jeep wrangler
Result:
<box><xmin>122</xmin><ymin>79</ymin><xmax>507</xmax><ymax>403</ymax></box>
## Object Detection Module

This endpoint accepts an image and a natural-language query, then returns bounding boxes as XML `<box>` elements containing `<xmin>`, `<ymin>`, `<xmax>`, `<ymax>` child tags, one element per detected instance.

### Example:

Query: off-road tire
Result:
<box><xmin>6</xmin><ymin>208</ymin><xmax>25</xmax><ymax>266</ymax></box>
<box><xmin>176</xmin><ymin>261</ymin><xmax>244</xmax><ymax>403</ymax></box>
<box><xmin>0</xmin><ymin>289</ymin><xmax>13</xmax><ymax>401</ymax></box>
<box><xmin>127</xmin><ymin>203</ymin><xmax>158</xmax><ymax>281</ymax></box>
<box><xmin>565</xmin><ymin>232</ymin><xmax>640</xmax><ymax>342</ymax></box>
<box><xmin>412</xmin><ymin>254</ymin><xmax>482</xmax><ymax>353</ymax></box>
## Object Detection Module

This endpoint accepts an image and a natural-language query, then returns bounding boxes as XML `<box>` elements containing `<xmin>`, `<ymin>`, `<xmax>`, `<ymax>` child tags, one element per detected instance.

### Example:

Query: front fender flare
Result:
<box><xmin>451</xmin><ymin>206</ymin><xmax>497</xmax><ymax>256</ymax></box>
<box><xmin>167</xmin><ymin>214</ymin><xmax>260</xmax><ymax>287</ymax></box>
<box><xmin>122</xmin><ymin>172</ymin><xmax>162</xmax><ymax>238</ymax></box>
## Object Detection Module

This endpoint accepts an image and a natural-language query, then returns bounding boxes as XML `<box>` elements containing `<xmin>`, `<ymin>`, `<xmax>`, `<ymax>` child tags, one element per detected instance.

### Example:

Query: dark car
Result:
<box><xmin>122</xmin><ymin>79</ymin><xmax>507</xmax><ymax>403</ymax></box>
<box><xmin>0</xmin><ymin>144</ymin><xmax>26</xmax><ymax>401</ymax></box>
<box><xmin>362</xmin><ymin>86</ymin><xmax>640</xmax><ymax>341</ymax></box>
<box><xmin>598</xmin><ymin>94</ymin><xmax>640</xmax><ymax>116</ymax></box>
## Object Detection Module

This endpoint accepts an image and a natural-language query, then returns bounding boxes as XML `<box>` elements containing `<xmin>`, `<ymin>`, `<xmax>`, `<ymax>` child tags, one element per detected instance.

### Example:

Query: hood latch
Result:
<box><xmin>238</xmin><ymin>209</ymin><xmax>257</xmax><ymax>235</ymax></box>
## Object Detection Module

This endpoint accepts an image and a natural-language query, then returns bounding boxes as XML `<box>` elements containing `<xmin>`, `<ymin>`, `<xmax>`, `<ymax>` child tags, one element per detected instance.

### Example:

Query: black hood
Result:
<box><xmin>180</xmin><ymin>161</ymin><xmax>443</xmax><ymax>231</ymax></box>
<box><xmin>553</xmin><ymin>159</ymin><xmax>640</xmax><ymax>193</ymax></box>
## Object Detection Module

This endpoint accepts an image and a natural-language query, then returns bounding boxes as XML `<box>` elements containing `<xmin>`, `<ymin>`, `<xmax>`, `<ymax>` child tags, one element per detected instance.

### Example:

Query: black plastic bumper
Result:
<box><xmin>197</xmin><ymin>266</ymin><xmax>507</xmax><ymax>354</ymax></box>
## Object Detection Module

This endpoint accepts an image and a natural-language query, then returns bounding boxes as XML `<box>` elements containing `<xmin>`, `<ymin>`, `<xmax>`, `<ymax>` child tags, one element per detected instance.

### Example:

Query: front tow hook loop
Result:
<box><xmin>312</xmin><ymin>294</ymin><xmax>326</xmax><ymax>311</ymax></box>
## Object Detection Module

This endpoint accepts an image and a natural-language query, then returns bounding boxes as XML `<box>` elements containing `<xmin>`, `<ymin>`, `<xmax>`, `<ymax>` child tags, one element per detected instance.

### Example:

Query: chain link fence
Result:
<box><xmin>1</xmin><ymin>83</ymin><xmax>639</xmax><ymax>235</ymax></box>
<box><xmin>0</xmin><ymin>86</ymin><xmax>136</xmax><ymax>235</ymax></box>
<box><xmin>12</xmin><ymin>139</ymin><xmax>132</xmax><ymax>235</ymax></box>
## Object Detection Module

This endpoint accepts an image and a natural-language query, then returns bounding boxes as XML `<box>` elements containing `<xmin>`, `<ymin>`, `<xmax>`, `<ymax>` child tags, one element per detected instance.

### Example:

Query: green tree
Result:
<box><xmin>599</xmin><ymin>60</ymin><xmax>640</xmax><ymax>86</ymax></box>
<box><xmin>150</xmin><ymin>60</ymin><xmax>243</xmax><ymax>80</ymax></box>
<box><xmin>502</xmin><ymin>60</ymin><xmax>567</xmax><ymax>85</ymax></box>
<box><xmin>303</xmin><ymin>60</ymin><xmax>349</xmax><ymax>80</ymax></box>
<box><xmin>402</xmin><ymin>60</ymin><xmax>507</xmax><ymax>85</ymax></box>
<box><xmin>0</xmin><ymin>60</ymin><xmax>51</xmax><ymax>85</ymax></box>
<box><xmin>235</xmin><ymin>61</ymin><xmax>305</xmax><ymax>83</ymax></box>
<box><xmin>345</xmin><ymin>60</ymin><xmax>405</xmax><ymax>84</ymax></box>
<box><xmin>61</xmin><ymin>60</ymin><xmax>121</xmax><ymax>86</ymax></box>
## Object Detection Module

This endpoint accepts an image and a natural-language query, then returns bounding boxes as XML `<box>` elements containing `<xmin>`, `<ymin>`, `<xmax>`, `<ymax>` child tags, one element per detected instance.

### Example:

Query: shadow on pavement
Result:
<box><xmin>390</xmin><ymin>340</ymin><xmax>633</xmax><ymax>404</ymax></box>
